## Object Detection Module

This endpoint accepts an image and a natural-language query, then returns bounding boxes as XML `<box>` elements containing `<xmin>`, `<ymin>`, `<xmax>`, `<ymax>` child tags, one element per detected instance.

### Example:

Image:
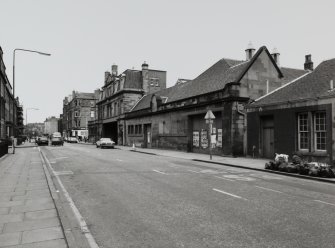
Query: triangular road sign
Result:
<box><xmin>204</xmin><ymin>110</ymin><xmax>215</xmax><ymax>120</ymax></box>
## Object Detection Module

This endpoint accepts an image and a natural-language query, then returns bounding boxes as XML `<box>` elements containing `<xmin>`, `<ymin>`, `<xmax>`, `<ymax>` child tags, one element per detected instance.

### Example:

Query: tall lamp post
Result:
<box><xmin>25</xmin><ymin>107</ymin><xmax>39</xmax><ymax>127</ymax></box>
<box><xmin>12</xmin><ymin>49</ymin><xmax>50</xmax><ymax>153</ymax></box>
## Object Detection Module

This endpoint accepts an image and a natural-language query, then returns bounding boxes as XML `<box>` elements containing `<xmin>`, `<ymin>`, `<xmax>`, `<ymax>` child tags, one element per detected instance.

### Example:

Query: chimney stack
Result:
<box><xmin>304</xmin><ymin>54</ymin><xmax>314</xmax><ymax>71</ymax></box>
<box><xmin>142</xmin><ymin>61</ymin><xmax>149</xmax><ymax>93</ymax></box>
<box><xmin>104</xmin><ymin>71</ymin><xmax>110</xmax><ymax>84</ymax></box>
<box><xmin>271</xmin><ymin>47</ymin><xmax>280</xmax><ymax>66</ymax></box>
<box><xmin>245</xmin><ymin>42</ymin><xmax>256</xmax><ymax>60</ymax></box>
<box><xmin>111</xmin><ymin>64</ymin><xmax>118</xmax><ymax>76</ymax></box>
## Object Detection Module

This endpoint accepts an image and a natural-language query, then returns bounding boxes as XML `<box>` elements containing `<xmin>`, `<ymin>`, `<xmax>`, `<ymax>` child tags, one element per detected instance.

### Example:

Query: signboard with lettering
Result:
<box><xmin>217</xmin><ymin>129</ymin><xmax>222</xmax><ymax>147</ymax></box>
<box><xmin>193</xmin><ymin>131</ymin><xmax>199</xmax><ymax>147</ymax></box>
<box><xmin>201</xmin><ymin>130</ymin><xmax>208</xmax><ymax>148</ymax></box>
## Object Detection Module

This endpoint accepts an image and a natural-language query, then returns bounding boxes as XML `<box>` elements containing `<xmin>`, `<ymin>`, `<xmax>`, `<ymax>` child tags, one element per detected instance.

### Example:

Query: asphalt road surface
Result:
<box><xmin>40</xmin><ymin>143</ymin><xmax>335</xmax><ymax>248</ymax></box>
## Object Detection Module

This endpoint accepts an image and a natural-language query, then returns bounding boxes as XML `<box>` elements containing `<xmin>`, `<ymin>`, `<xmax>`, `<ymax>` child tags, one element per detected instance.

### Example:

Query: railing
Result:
<box><xmin>0</xmin><ymin>139</ymin><xmax>9</xmax><ymax>157</ymax></box>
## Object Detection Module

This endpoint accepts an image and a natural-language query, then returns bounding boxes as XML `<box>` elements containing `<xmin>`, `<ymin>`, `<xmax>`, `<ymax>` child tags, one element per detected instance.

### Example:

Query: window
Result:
<box><xmin>298</xmin><ymin>113</ymin><xmax>309</xmax><ymax>150</ymax></box>
<box><xmin>315</xmin><ymin>112</ymin><xmax>326</xmax><ymax>150</ymax></box>
<box><xmin>128</xmin><ymin>125</ymin><xmax>134</xmax><ymax>135</ymax></box>
<box><xmin>297</xmin><ymin>111</ymin><xmax>327</xmax><ymax>152</ymax></box>
<box><xmin>135</xmin><ymin>125</ymin><xmax>142</xmax><ymax>134</ymax></box>
<box><xmin>75</xmin><ymin>111</ymin><xmax>80</xmax><ymax>117</ymax></box>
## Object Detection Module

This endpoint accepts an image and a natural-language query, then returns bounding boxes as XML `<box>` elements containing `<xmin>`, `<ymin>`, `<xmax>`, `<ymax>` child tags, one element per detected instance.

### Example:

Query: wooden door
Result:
<box><xmin>262</xmin><ymin>117</ymin><xmax>274</xmax><ymax>158</ymax></box>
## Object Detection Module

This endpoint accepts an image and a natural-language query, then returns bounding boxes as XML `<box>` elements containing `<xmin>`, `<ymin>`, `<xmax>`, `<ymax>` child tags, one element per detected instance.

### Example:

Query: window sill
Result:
<box><xmin>296</xmin><ymin>150</ymin><xmax>328</xmax><ymax>157</ymax></box>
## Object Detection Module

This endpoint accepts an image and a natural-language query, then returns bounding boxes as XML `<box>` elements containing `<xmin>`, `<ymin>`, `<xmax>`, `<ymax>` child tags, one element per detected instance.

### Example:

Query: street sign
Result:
<box><xmin>205</xmin><ymin>119</ymin><xmax>213</xmax><ymax>124</ymax></box>
<box><xmin>204</xmin><ymin>110</ymin><xmax>215</xmax><ymax>120</ymax></box>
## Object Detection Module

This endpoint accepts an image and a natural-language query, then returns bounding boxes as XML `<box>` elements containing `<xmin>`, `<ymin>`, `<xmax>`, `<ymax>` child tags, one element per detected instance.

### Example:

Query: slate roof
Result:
<box><xmin>252</xmin><ymin>58</ymin><xmax>335</xmax><ymax>107</ymax></box>
<box><xmin>76</xmin><ymin>92</ymin><xmax>96</xmax><ymax>99</ymax></box>
<box><xmin>131</xmin><ymin>47</ymin><xmax>304</xmax><ymax>112</ymax></box>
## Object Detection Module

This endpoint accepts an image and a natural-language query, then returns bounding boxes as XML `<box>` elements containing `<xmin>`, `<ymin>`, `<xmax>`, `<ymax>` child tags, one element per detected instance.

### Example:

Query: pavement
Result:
<box><xmin>0</xmin><ymin>146</ymin><xmax>67</xmax><ymax>247</ymax></box>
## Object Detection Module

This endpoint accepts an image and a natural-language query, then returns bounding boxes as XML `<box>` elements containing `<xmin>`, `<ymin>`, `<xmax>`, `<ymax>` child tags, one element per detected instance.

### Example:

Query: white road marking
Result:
<box><xmin>255</xmin><ymin>186</ymin><xmax>283</xmax><ymax>194</ymax></box>
<box><xmin>50</xmin><ymin>161</ymin><xmax>56</xmax><ymax>164</ymax></box>
<box><xmin>55</xmin><ymin>157</ymin><xmax>68</xmax><ymax>160</ymax></box>
<box><xmin>39</xmin><ymin>148</ymin><xmax>99</xmax><ymax>248</ymax></box>
<box><xmin>116</xmin><ymin>159</ymin><xmax>123</xmax><ymax>162</ymax></box>
<box><xmin>188</xmin><ymin>170</ymin><xmax>201</xmax><ymax>173</ymax></box>
<box><xmin>213</xmin><ymin>188</ymin><xmax>247</xmax><ymax>200</ymax></box>
<box><xmin>313</xmin><ymin>200</ymin><xmax>335</xmax><ymax>207</ymax></box>
<box><xmin>167</xmin><ymin>164</ymin><xmax>178</xmax><ymax>168</ymax></box>
<box><xmin>153</xmin><ymin>169</ymin><xmax>167</xmax><ymax>175</ymax></box>
<box><xmin>223</xmin><ymin>175</ymin><xmax>255</xmax><ymax>181</ymax></box>
<box><xmin>200</xmin><ymin>169</ymin><xmax>219</xmax><ymax>174</ymax></box>
<box><xmin>214</xmin><ymin>176</ymin><xmax>235</xmax><ymax>182</ymax></box>
<box><xmin>54</xmin><ymin>171</ymin><xmax>74</xmax><ymax>176</ymax></box>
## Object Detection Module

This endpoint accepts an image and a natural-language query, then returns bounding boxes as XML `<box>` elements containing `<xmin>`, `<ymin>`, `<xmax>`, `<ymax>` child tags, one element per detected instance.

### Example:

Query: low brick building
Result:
<box><xmin>247</xmin><ymin>56</ymin><xmax>335</xmax><ymax>164</ymax></box>
<box><xmin>124</xmin><ymin>45</ymin><xmax>307</xmax><ymax>156</ymax></box>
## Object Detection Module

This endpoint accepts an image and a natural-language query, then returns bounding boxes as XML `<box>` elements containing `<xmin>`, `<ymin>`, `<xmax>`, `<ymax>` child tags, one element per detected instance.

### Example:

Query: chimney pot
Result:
<box><xmin>142</xmin><ymin>61</ymin><xmax>149</xmax><ymax>70</ymax></box>
<box><xmin>111</xmin><ymin>64</ymin><xmax>118</xmax><ymax>76</ymax></box>
<box><xmin>245</xmin><ymin>42</ymin><xmax>256</xmax><ymax>60</ymax></box>
<box><xmin>271</xmin><ymin>47</ymin><xmax>280</xmax><ymax>66</ymax></box>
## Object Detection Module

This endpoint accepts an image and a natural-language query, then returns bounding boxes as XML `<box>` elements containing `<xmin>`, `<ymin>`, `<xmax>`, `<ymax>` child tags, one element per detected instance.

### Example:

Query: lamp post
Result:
<box><xmin>12</xmin><ymin>49</ymin><xmax>50</xmax><ymax>153</ymax></box>
<box><xmin>26</xmin><ymin>107</ymin><xmax>39</xmax><ymax>126</ymax></box>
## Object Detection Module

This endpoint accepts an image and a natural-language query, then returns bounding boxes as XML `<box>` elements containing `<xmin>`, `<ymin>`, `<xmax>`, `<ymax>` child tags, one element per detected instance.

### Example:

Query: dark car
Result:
<box><xmin>51</xmin><ymin>137</ymin><xmax>64</xmax><ymax>146</ymax></box>
<box><xmin>36</xmin><ymin>136</ymin><xmax>49</xmax><ymax>146</ymax></box>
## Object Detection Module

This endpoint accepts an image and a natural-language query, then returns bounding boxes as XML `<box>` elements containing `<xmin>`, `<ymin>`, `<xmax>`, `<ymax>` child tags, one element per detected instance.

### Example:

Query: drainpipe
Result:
<box><xmin>236</xmin><ymin>102</ymin><xmax>247</xmax><ymax>156</ymax></box>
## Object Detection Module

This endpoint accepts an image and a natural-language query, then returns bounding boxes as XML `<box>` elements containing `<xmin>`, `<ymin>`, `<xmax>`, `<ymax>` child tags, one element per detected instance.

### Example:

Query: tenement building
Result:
<box><xmin>124</xmin><ymin>44</ymin><xmax>307</xmax><ymax>156</ymax></box>
<box><xmin>0</xmin><ymin>46</ymin><xmax>21</xmax><ymax>139</ymax></box>
<box><xmin>62</xmin><ymin>91</ymin><xmax>98</xmax><ymax>139</ymax></box>
<box><xmin>89</xmin><ymin>63</ymin><xmax>166</xmax><ymax>144</ymax></box>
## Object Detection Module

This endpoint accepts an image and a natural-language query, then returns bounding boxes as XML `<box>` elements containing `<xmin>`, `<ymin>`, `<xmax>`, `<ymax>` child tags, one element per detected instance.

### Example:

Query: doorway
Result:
<box><xmin>143</xmin><ymin>124</ymin><xmax>152</xmax><ymax>148</ymax></box>
<box><xmin>261</xmin><ymin>116</ymin><xmax>274</xmax><ymax>158</ymax></box>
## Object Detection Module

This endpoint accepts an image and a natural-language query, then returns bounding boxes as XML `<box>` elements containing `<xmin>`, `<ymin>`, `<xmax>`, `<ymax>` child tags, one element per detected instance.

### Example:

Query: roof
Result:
<box><xmin>75</xmin><ymin>92</ymin><xmax>96</xmax><ymax>99</ymax></box>
<box><xmin>252</xmin><ymin>58</ymin><xmax>335</xmax><ymax>107</ymax></box>
<box><xmin>132</xmin><ymin>46</ymin><xmax>303</xmax><ymax>112</ymax></box>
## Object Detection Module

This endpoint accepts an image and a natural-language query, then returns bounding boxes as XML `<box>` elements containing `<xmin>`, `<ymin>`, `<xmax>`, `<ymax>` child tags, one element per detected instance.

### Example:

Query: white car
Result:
<box><xmin>96</xmin><ymin>138</ymin><xmax>115</xmax><ymax>149</ymax></box>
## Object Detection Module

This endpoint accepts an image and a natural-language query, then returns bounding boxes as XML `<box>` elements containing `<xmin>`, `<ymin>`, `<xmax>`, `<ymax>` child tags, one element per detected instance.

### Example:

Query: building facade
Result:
<box><xmin>62</xmin><ymin>91</ymin><xmax>97</xmax><ymax>139</ymax></box>
<box><xmin>247</xmin><ymin>56</ymin><xmax>335</xmax><ymax>164</ymax></box>
<box><xmin>44</xmin><ymin>116</ymin><xmax>59</xmax><ymax>136</ymax></box>
<box><xmin>0</xmin><ymin>46</ymin><xmax>20</xmax><ymax>139</ymax></box>
<box><xmin>124</xmin><ymin>45</ymin><xmax>307</xmax><ymax>156</ymax></box>
<box><xmin>89</xmin><ymin>63</ymin><xmax>166</xmax><ymax>144</ymax></box>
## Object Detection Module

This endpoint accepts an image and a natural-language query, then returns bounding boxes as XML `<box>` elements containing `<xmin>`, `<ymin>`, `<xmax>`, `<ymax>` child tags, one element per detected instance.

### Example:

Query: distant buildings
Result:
<box><xmin>44</xmin><ymin>116</ymin><xmax>59</xmax><ymax>135</ymax></box>
<box><xmin>62</xmin><ymin>91</ymin><xmax>98</xmax><ymax>138</ymax></box>
<box><xmin>0</xmin><ymin>46</ymin><xmax>23</xmax><ymax>139</ymax></box>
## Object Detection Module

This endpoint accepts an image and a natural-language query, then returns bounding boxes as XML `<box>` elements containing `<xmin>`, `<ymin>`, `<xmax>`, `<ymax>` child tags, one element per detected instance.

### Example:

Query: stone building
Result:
<box><xmin>44</xmin><ymin>116</ymin><xmax>59</xmax><ymax>135</ymax></box>
<box><xmin>62</xmin><ymin>91</ymin><xmax>97</xmax><ymax>139</ymax></box>
<box><xmin>0</xmin><ymin>46</ymin><xmax>21</xmax><ymax>139</ymax></box>
<box><xmin>247</xmin><ymin>56</ymin><xmax>335</xmax><ymax>164</ymax></box>
<box><xmin>124</xmin><ymin>45</ymin><xmax>307</xmax><ymax>156</ymax></box>
<box><xmin>89</xmin><ymin>63</ymin><xmax>166</xmax><ymax>144</ymax></box>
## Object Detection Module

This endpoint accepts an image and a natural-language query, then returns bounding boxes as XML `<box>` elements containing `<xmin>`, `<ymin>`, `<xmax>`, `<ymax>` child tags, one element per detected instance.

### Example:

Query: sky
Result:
<box><xmin>1</xmin><ymin>0</ymin><xmax>335</xmax><ymax>123</ymax></box>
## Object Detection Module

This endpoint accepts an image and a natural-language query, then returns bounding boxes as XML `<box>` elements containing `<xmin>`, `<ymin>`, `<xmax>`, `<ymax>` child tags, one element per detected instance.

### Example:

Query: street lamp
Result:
<box><xmin>25</xmin><ymin>107</ymin><xmax>39</xmax><ymax>126</ymax></box>
<box><xmin>13</xmin><ymin>48</ymin><xmax>51</xmax><ymax>137</ymax></box>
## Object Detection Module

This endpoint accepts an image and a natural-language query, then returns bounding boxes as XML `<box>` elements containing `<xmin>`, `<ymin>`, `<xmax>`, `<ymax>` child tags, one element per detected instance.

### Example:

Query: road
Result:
<box><xmin>40</xmin><ymin>143</ymin><xmax>335</xmax><ymax>248</ymax></box>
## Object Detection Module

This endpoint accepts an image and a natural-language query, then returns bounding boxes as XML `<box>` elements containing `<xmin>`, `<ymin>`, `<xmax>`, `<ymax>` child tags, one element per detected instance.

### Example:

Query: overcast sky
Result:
<box><xmin>1</xmin><ymin>0</ymin><xmax>335</xmax><ymax>123</ymax></box>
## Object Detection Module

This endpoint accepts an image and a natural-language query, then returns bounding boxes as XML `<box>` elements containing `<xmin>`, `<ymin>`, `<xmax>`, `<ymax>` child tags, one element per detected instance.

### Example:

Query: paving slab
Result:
<box><xmin>10</xmin><ymin>202</ymin><xmax>55</xmax><ymax>214</ymax></box>
<box><xmin>0</xmin><ymin>213</ymin><xmax>24</xmax><ymax>224</ymax></box>
<box><xmin>2</xmin><ymin>239</ymin><xmax>67</xmax><ymax>248</ymax></box>
<box><xmin>24</xmin><ymin>209</ymin><xmax>58</xmax><ymax>221</ymax></box>
<box><xmin>21</xmin><ymin>226</ymin><xmax>63</xmax><ymax>244</ymax></box>
<box><xmin>0</xmin><ymin>207</ymin><xmax>9</xmax><ymax>215</ymax></box>
<box><xmin>3</xmin><ymin>217</ymin><xmax>60</xmax><ymax>233</ymax></box>
<box><xmin>0</xmin><ymin>232</ymin><xmax>21</xmax><ymax>247</ymax></box>
<box><xmin>0</xmin><ymin>200</ymin><xmax>24</xmax><ymax>208</ymax></box>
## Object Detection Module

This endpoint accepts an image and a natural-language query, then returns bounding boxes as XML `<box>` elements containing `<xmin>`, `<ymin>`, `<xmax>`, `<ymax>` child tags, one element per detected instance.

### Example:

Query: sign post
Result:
<box><xmin>204</xmin><ymin>110</ymin><xmax>215</xmax><ymax>160</ymax></box>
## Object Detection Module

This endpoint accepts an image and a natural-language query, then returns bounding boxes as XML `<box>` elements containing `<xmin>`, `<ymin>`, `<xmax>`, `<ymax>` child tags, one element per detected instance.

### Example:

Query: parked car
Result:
<box><xmin>36</xmin><ymin>136</ymin><xmax>49</xmax><ymax>146</ymax></box>
<box><xmin>68</xmin><ymin>137</ymin><xmax>78</xmax><ymax>143</ymax></box>
<box><xmin>51</xmin><ymin>137</ymin><xmax>64</xmax><ymax>146</ymax></box>
<box><xmin>96</xmin><ymin>138</ymin><xmax>115</xmax><ymax>149</ymax></box>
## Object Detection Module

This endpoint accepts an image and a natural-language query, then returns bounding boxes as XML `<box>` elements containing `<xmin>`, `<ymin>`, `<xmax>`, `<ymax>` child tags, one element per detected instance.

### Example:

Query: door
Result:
<box><xmin>262</xmin><ymin>117</ymin><xmax>274</xmax><ymax>158</ymax></box>
<box><xmin>143</xmin><ymin>124</ymin><xmax>152</xmax><ymax>148</ymax></box>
